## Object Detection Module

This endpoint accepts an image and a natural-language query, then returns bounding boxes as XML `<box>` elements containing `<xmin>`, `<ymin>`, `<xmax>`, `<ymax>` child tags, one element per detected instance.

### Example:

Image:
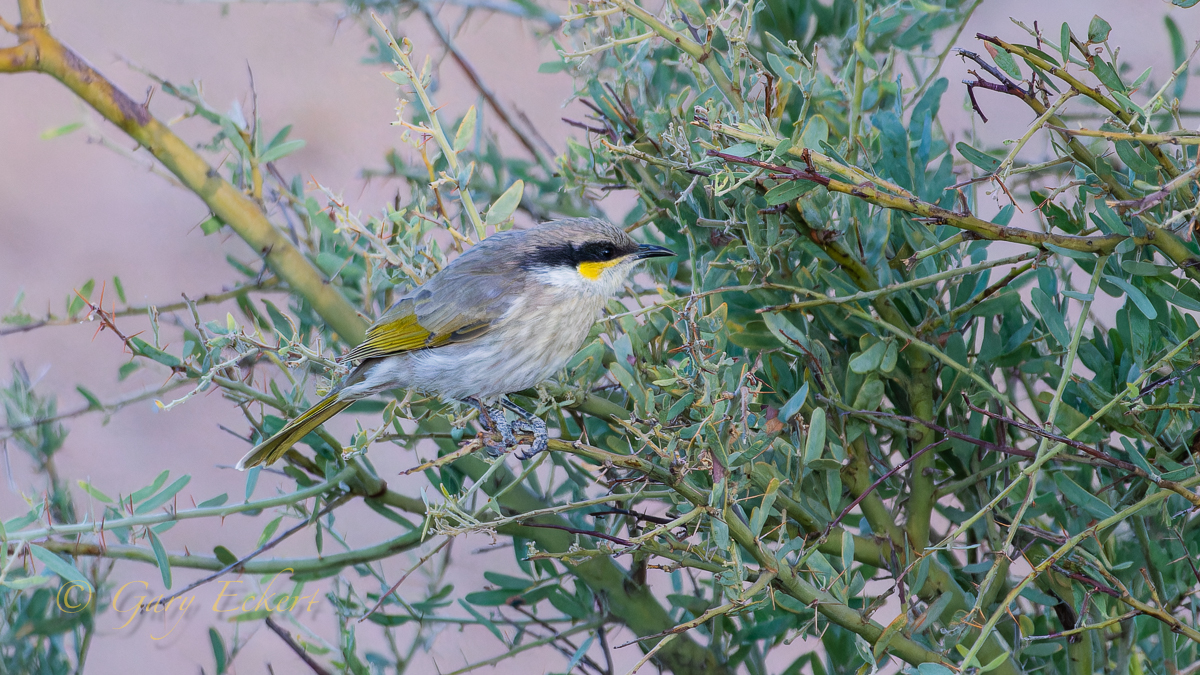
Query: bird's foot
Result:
<box><xmin>501</xmin><ymin>400</ymin><xmax>549</xmax><ymax>459</ymax></box>
<box><xmin>481</xmin><ymin>405</ymin><xmax>516</xmax><ymax>457</ymax></box>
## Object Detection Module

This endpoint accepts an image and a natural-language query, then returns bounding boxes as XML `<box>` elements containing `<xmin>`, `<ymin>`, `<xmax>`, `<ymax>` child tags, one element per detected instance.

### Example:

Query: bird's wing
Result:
<box><xmin>340</xmin><ymin>250</ymin><xmax>520</xmax><ymax>362</ymax></box>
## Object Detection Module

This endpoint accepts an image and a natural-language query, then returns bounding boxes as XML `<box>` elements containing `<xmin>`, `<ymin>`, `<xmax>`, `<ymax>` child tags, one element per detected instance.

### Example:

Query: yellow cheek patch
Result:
<box><xmin>578</xmin><ymin>259</ymin><xmax>623</xmax><ymax>281</ymax></box>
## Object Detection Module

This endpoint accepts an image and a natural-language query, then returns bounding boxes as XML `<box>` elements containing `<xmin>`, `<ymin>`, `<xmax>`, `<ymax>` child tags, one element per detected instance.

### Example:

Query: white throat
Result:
<box><xmin>530</xmin><ymin>262</ymin><xmax>637</xmax><ymax>298</ymax></box>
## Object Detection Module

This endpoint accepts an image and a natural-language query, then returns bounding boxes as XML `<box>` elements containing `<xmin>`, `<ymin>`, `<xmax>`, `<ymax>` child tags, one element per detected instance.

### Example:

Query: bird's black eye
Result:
<box><xmin>574</xmin><ymin>241</ymin><xmax>624</xmax><ymax>262</ymax></box>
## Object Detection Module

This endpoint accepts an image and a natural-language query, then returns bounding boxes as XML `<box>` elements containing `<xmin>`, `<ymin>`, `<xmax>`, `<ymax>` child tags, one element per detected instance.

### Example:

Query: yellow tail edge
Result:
<box><xmin>236</xmin><ymin>394</ymin><xmax>353</xmax><ymax>470</ymax></box>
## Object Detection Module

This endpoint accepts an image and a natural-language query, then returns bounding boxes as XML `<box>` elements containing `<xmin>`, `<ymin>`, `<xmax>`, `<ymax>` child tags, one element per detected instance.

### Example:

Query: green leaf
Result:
<box><xmin>198</xmin><ymin>493</ymin><xmax>229</xmax><ymax>508</ymax></box>
<box><xmin>117</xmin><ymin>361</ymin><xmax>140</xmax><ymax>381</ymax></box>
<box><xmin>537</xmin><ymin>60</ymin><xmax>568</xmax><ymax>73</ymax></box>
<box><xmin>1054</xmin><ymin>473</ymin><xmax>1116</xmax><ymax>520</ymax></box>
<box><xmin>209</xmin><ymin>628</ymin><xmax>228</xmax><ymax>674</ymax></box>
<box><xmin>1111</xmin><ymin>91</ymin><xmax>1145</xmax><ymax>117</ymax></box>
<box><xmin>1031</xmin><ymin>288</ymin><xmax>1072</xmax><ymax>349</ymax></box>
<box><xmin>764</xmin><ymin>179</ymin><xmax>818</xmax><ymax>205</ymax></box>
<box><xmin>1166</xmin><ymin>17</ymin><xmax>1189</xmax><ymax>98</ymax></box>
<box><xmin>482</xmin><ymin>572</ymin><xmax>531</xmax><ymax>590</ymax></box>
<box><xmin>258</xmin><ymin>139</ymin><xmax>306</xmax><ymax>163</ymax></box>
<box><xmin>1092</xmin><ymin>60</ymin><xmax>1125</xmax><ymax>93</ymax></box>
<box><xmin>566</xmin><ymin>635</ymin><xmax>596</xmax><ymax>674</ymax></box>
<box><xmin>849</xmin><ymin>340</ymin><xmax>887</xmax><ymax>374</ymax></box>
<box><xmin>749</xmin><ymin>502</ymin><xmax>769</xmax><ymax>537</ymax></box>
<box><xmin>1088</xmin><ymin>15</ymin><xmax>1112</xmax><ymax>43</ymax></box>
<box><xmin>1092</xmin><ymin>202</ymin><xmax>1129</xmax><ymax>235</ymax></box>
<box><xmin>245</xmin><ymin>466</ymin><xmax>260</xmax><ymax>501</ymax></box>
<box><xmin>485</xmin><ymin>180</ymin><xmax>524</xmax><ymax>227</ymax></box>
<box><xmin>128</xmin><ymin>337</ymin><xmax>183</xmax><ymax>368</ymax></box>
<box><xmin>257</xmin><ymin>516</ymin><xmax>283</xmax><ymax>548</ymax></box>
<box><xmin>874</xmin><ymin>613</ymin><xmax>908</xmax><ymax>661</ymax></box>
<box><xmin>5</xmin><ymin>510</ymin><xmax>38</xmax><ymax>532</ymax></box>
<box><xmin>366</xmin><ymin>613</ymin><xmax>413</xmax><ymax>626</ymax></box>
<box><xmin>804</xmin><ymin>408</ymin><xmax>826</xmax><ymax>463</ymax></box>
<box><xmin>130</xmin><ymin>470</ymin><xmax>170</xmax><ymax>503</ymax></box>
<box><xmin>3</xmin><ymin>575</ymin><xmax>52</xmax><ymax>590</ymax></box>
<box><xmin>1013</xmin><ymin>44</ymin><xmax>1061</xmax><ymax>68</ymax></box>
<box><xmin>213</xmin><ymin>546</ymin><xmax>238</xmax><ymax>566</ymax></box>
<box><xmin>75</xmin><ymin>386</ymin><xmax>105</xmax><ymax>410</ymax></box>
<box><xmin>199</xmin><ymin>214</ymin><xmax>223</xmax><ymax>236</ymax></box>
<box><xmin>880</xmin><ymin>340</ymin><xmax>898</xmax><ymax>373</ymax></box>
<box><xmin>1115</xmin><ymin>141</ymin><xmax>1158</xmax><ymax>175</ymax></box>
<box><xmin>458</xmin><ymin>598</ymin><xmax>507</xmax><ymax>643</ymax></box>
<box><xmin>777</xmin><ymin>381</ymin><xmax>809</xmax><ymax>422</ymax></box>
<box><xmin>1174</xmin><ymin>0</ymin><xmax>1200</xmax><ymax>7</ymax></box>
<box><xmin>262</xmin><ymin>300</ymin><xmax>295</xmax><ymax>340</ymax></box>
<box><xmin>979</xmin><ymin>651</ymin><xmax>1011</xmax><ymax>673</ymax></box>
<box><xmin>40</xmin><ymin>121</ymin><xmax>84</xmax><ymax>140</ymax></box>
<box><xmin>135</xmin><ymin>475</ymin><xmax>191</xmax><ymax>514</ymax></box>
<box><xmin>852</xmin><ymin>378</ymin><xmax>885</xmax><ymax>411</ymax></box>
<box><xmin>30</xmin><ymin>545</ymin><xmax>93</xmax><ymax>593</ymax></box>
<box><xmin>548</xmin><ymin>587</ymin><xmax>590</xmax><ymax>619</ymax></box>
<box><xmin>912</xmin><ymin>556</ymin><xmax>931</xmax><ymax>595</ymax></box>
<box><xmin>841</xmin><ymin>529</ymin><xmax>855</xmax><ymax>575</ymax></box>
<box><xmin>799</xmin><ymin>115</ymin><xmax>829</xmax><ymax>149</ymax></box>
<box><xmin>1122</xmin><ymin>260</ymin><xmax>1169</xmax><ymax>276</ymax></box>
<box><xmin>77</xmin><ymin>480</ymin><xmax>114</xmax><ymax>504</ymax></box>
<box><xmin>956</xmin><ymin>142</ymin><xmax>1000</xmax><ymax>173</ymax></box>
<box><xmin>1130</xmin><ymin>66</ymin><xmax>1153</xmax><ymax>90</ymax></box>
<box><xmin>1151</xmin><ymin>283</ymin><xmax>1200</xmax><ymax>311</ymax></box>
<box><xmin>990</xmin><ymin>46</ymin><xmax>1022</xmax><ymax>80</ymax></box>
<box><xmin>266</xmin><ymin>124</ymin><xmax>292</xmax><ymax>150</ymax></box>
<box><xmin>873</xmin><ymin>112</ymin><xmax>911</xmax><ymax>189</ymax></box>
<box><xmin>147</xmin><ymin>528</ymin><xmax>172</xmax><ymax>589</ymax></box>
<box><xmin>854</xmin><ymin>41</ymin><xmax>878</xmax><ymax>71</ymax></box>
<box><xmin>67</xmin><ymin>279</ymin><xmax>95</xmax><ymax>317</ymax></box>
<box><xmin>1020</xmin><ymin>586</ymin><xmax>1061</xmax><ymax>605</ymax></box>
<box><xmin>1059</xmin><ymin>23</ymin><xmax>1072</xmax><ymax>63</ymax></box>
<box><xmin>1104</xmin><ymin>275</ymin><xmax>1158</xmax><ymax>319</ymax></box>
<box><xmin>220</xmin><ymin>118</ymin><xmax>251</xmax><ymax>157</ymax></box>
<box><xmin>112</xmin><ymin>275</ymin><xmax>127</xmax><ymax>303</ymax></box>
<box><xmin>453</xmin><ymin>105</ymin><xmax>477</xmax><ymax>152</ymax></box>
<box><xmin>231</xmin><ymin>608</ymin><xmax>272</xmax><ymax>622</ymax></box>
<box><xmin>970</xmin><ymin>291</ymin><xmax>1021</xmax><ymax>317</ymax></box>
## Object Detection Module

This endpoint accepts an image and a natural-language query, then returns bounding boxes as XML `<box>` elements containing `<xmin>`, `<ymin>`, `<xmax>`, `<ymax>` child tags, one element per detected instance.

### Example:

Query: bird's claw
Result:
<box><xmin>504</xmin><ymin>401</ymin><xmax>548</xmax><ymax>460</ymax></box>
<box><xmin>479</xmin><ymin>405</ymin><xmax>516</xmax><ymax>457</ymax></box>
<box><xmin>515</xmin><ymin>429</ymin><xmax>548</xmax><ymax>460</ymax></box>
<box><xmin>468</xmin><ymin>399</ymin><xmax>549</xmax><ymax>459</ymax></box>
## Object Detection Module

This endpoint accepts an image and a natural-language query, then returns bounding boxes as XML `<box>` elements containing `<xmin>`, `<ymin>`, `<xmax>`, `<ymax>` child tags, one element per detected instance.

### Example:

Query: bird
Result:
<box><xmin>236</xmin><ymin>217</ymin><xmax>675</xmax><ymax>470</ymax></box>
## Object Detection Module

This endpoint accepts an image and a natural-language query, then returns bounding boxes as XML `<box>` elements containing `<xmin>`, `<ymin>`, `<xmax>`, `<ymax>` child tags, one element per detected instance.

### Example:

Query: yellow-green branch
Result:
<box><xmin>0</xmin><ymin>6</ymin><xmax>367</xmax><ymax>343</ymax></box>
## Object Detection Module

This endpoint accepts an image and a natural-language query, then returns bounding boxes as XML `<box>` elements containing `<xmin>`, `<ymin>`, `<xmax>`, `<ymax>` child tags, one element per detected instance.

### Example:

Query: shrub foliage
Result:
<box><xmin>4</xmin><ymin>0</ymin><xmax>1200</xmax><ymax>673</ymax></box>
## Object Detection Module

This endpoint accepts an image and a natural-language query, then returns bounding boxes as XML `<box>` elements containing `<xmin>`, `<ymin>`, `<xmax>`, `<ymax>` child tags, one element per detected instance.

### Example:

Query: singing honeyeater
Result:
<box><xmin>236</xmin><ymin>217</ymin><xmax>674</xmax><ymax>470</ymax></box>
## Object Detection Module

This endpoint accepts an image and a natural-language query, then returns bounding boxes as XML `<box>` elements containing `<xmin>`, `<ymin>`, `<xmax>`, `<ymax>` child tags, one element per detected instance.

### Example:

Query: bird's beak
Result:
<box><xmin>634</xmin><ymin>244</ymin><xmax>675</xmax><ymax>260</ymax></box>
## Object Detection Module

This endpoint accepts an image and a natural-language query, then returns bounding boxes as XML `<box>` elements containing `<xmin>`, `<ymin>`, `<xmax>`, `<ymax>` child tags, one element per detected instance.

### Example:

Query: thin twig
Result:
<box><xmin>616</xmin><ymin>571</ymin><xmax>777</xmax><ymax>647</ymax></box>
<box><xmin>265</xmin><ymin>616</ymin><xmax>333</xmax><ymax>675</ymax></box>
<box><xmin>419</xmin><ymin>3</ymin><xmax>551</xmax><ymax>167</ymax></box>
<box><xmin>520</xmin><ymin>522</ymin><xmax>633</xmax><ymax>547</ymax></box>
<box><xmin>961</xmin><ymin>394</ymin><xmax>1200</xmax><ymax>507</ymax></box>
<box><xmin>360</xmin><ymin>538</ymin><xmax>451</xmax><ymax>621</ymax></box>
<box><xmin>822</xmin><ymin>438</ymin><xmax>948</xmax><ymax>537</ymax></box>
<box><xmin>148</xmin><ymin>495</ymin><xmax>350</xmax><ymax>609</ymax></box>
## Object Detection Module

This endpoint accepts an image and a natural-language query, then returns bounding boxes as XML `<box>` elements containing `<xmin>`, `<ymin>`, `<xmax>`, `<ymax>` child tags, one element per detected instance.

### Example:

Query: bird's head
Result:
<box><xmin>518</xmin><ymin>218</ymin><xmax>675</xmax><ymax>296</ymax></box>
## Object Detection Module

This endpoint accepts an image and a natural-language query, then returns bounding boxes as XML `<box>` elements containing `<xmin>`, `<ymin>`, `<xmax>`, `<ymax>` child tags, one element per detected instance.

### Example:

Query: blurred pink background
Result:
<box><xmin>1</xmin><ymin>1</ymin><xmax>1197</xmax><ymax>672</ymax></box>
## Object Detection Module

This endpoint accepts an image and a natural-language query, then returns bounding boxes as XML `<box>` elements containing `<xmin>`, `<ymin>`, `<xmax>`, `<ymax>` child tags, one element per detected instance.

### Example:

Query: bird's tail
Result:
<box><xmin>236</xmin><ymin>393</ymin><xmax>353</xmax><ymax>470</ymax></box>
